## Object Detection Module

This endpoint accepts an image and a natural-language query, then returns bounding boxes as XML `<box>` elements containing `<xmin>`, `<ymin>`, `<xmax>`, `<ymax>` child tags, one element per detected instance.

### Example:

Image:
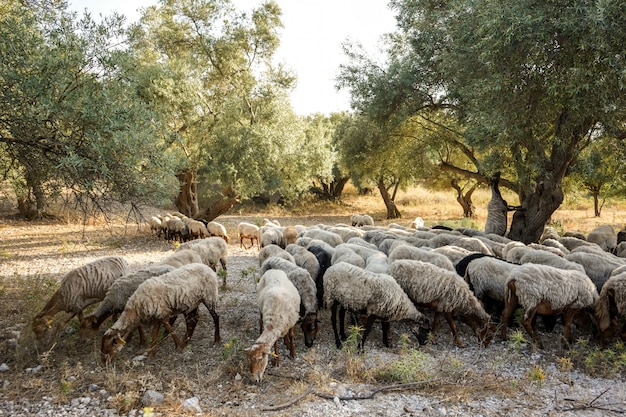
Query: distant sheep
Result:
<box><xmin>101</xmin><ymin>263</ymin><xmax>221</xmax><ymax>360</ymax></box>
<box><xmin>409</xmin><ymin>217</ymin><xmax>425</xmax><ymax>229</ymax></box>
<box><xmin>351</xmin><ymin>214</ymin><xmax>374</xmax><ymax>227</ymax></box>
<box><xmin>238</xmin><ymin>222</ymin><xmax>260</xmax><ymax>250</ymax></box>
<box><xmin>301</xmin><ymin>229</ymin><xmax>343</xmax><ymax>247</ymax></box>
<box><xmin>206</xmin><ymin>221</ymin><xmax>229</xmax><ymax>243</ymax></box>
<box><xmin>587</xmin><ymin>224</ymin><xmax>617</xmax><ymax>252</ymax></box>
<box><xmin>260</xmin><ymin>226</ymin><xmax>285</xmax><ymax>249</ymax></box>
<box><xmin>565</xmin><ymin>251</ymin><xmax>625</xmax><ymax>291</ymax></box>
<box><xmin>323</xmin><ymin>262</ymin><xmax>430</xmax><ymax>349</ymax></box>
<box><xmin>79</xmin><ymin>264</ymin><xmax>175</xmax><ymax>341</ymax></box>
<box><xmin>500</xmin><ymin>263</ymin><xmax>599</xmax><ymax>348</ymax></box>
<box><xmin>389</xmin><ymin>260</ymin><xmax>495</xmax><ymax>347</ymax></box>
<box><xmin>32</xmin><ymin>256</ymin><xmax>130</xmax><ymax>343</ymax></box>
<box><xmin>178</xmin><ymin>237</ymin><xmax>228</xmax><ymax>278</ymax></box>
<box><xmin>247</xmin><ymin>269</ymin><xmax>300</xmax><ymax>382</ymax></box>
<box><xmin>282</xmin><ymin>226</ymin><xmax>299</xmax><ymax>246</ymax></box>
<box><xmin>594</xmin><ymin>271</ymin><xmax>626</xmax><ymax>346</ymax></box>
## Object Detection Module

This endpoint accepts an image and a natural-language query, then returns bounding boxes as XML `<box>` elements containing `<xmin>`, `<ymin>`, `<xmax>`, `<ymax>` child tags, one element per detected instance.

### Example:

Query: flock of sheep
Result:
<box><xmin>31</xmin><ymin>213</ymin><xmax>626</xmax><ymax>383</ymax></box>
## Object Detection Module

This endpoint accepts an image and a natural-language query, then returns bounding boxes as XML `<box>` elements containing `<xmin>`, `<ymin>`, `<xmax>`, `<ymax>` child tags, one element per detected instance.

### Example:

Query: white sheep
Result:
<box><xmin>431</xmin><ymin>245</ymin><xmax>472</xmax><ymax>266</ymax></box>
<box><xmin>178</xmin><ymin>237</ymin><xmax>228</xmax><ymax>284</ymax></box>
<box><xmin>301</xmin><ymin>229</ymin><xmax>343</xmax><ymax>247</ymax></box>
<box><xmin>206</xmin><ymin>221</ymin><xmax>229</xmax><ymax>243</ymax></box>
<box><xmin>101</xmin><ymin>263</ymin><xmax>221</xmax><ymax>360</ymax></box>
<box><xmin>323</xmin><ymin>262</ymin><xmax>430</xmax><ymax>349</ymax></box>
<box><xmin>565</xmin><ymin>251</ymin><xmax>625</xmax><ymax>291</ymax></box>
<box><xmin>258</xmin><ymin>244</ymin><xmax>295</xmax><ymax>267</ymax></box>
<box><xmin>365</xmin><ymin>252</ymin><xmax>389</xmax><ymax>274</ymax></box>
<box><xmin>160</xmin><ymin>248</ymin><xmax>203</xmax><ymax>268</ymax></box>
<box><xmin>350</xmin><ymin>214</ymin><xmax>374</xmax><ymax>227</ymax></box>
<box><xmin>587</xmin><ymin>224</ymin><xmax>617</xmax><ymax>252</ymax></box>
<box><xmin>247</xmin><ymin>269</ymin><xmax>301</xmax><ymax>382</ymax></box>
<box><xmin>238</xmin><ymin>222</ymin><xmax>260</xmax><ymax>250</ymax></box>
<box><xmin>328</xmin><ymin>226</ymin><xmax>364</xmax><ymax>242</ymax></box>
<box><xmin>518</xmin><ymin>249</ymin><xmax>586</xmax><ymax>273</ymax></box>
<box><xmin>79</xmin><ymin>264</ymin><xmax>176</xmax><ymax>341</ymax></box>
<box><xmin>500</xmin><ymin>263</ymin><xmax>599</xmax><ymax>348</ymax></box>
<box><xmin>389</xmin><ymin>259</ymin><xmax>495</xmax><ymax>347</ymax></box>
<box><xmin>285</xmin><ymin>244</ymin><xmax>320</xmax><ymax>283</ymax></box>
<box><xmin>260</xmin><ymin>225</ymin><xmax>285</xmax><ymax>248</ymax></box>
<box><xmin>330</xmin><ymin>245</ymin><xmax>366</xmax><ymax>268</ymax></box>
<box><xmin>185</xmin><ymin>219</ymin><xmax>209</xmax><ymax>240</ymax></box>
<box><xmin>260</xmin><ymin>256</ymin><xmax>319</xmax><ymax>347</ymax></box>
<box><xmin>388</xmin><ymin>244</ymin><xmax>455</xmax><ymax>272</ymax></box>
<box><xmin>148</xmin><ymin>216</ymin><xmax>162</xmax><ymax>236</ymax></box>
<box><xmin>594</xmin><ymin>271</ymin><xmax>626</xmax><ymax>346</ymax></box>
<box><xmin>558</xmin><ymin>236</ymin><xmax>596</xmax><ymax>251</ymax></box>
<box><xmin>282</xmin><ymin>226</ymin><xmax>299</xmax><ymax>246</ymax></box>
<box><xmin>409</xmin><ymin>217</ymin><xmax>425</xmax><ymax>229</ymax></box>
<box><xmin>32</xmin><ymin>256</ymin><xmax>130</xmax><ymax>343</ymax></box>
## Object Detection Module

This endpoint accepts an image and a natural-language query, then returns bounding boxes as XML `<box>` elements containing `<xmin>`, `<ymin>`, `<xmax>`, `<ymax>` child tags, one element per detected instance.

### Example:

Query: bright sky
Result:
<box><xmin>68</xmin><ymin>0</ymin><xmax>397</xmax><ymax>115</ymax></box>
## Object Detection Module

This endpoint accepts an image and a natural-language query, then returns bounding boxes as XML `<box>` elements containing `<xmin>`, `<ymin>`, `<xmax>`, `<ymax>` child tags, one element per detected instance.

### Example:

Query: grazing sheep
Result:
<box><xmin>148</xmin><ymin>216</ymin><xmax>163</xmax><ymax>236</ymax></box>
<box><xmin>565</xmin><ymin>252</ymin><xmax>625</xmax><ymax>291</ymax></box>
<box><xmin>365</xmin><ymin>252</ymin><xmax>389</xmax><ymax>274</ymax></box>
<box><xmin>247</xmin><ymin>269</ymin><xmax>300</xmax><ymax>382</ymax></box>
<box><xmin>616</xmin><ymin>241</ymin><xmax>626</xmax><ymax>258</ymax></box>
<box><xmin>539</xmin><ymin>226</ymin><xmax>560</xmax><ymax>242</ymax></box>
<box><xmin>327</xmin><ymin>226</ymin><xmax>365</xmax><ymax>243</ymax></box>
<box><xmin>345</xmin><ymin>237</ymin><xmax>378</xmax><ymax>251</ymax></box>
<box><xmin>518</xmin><ymin>249</ymin><xmax>586</xmax><ymax>273</ymax></box>
<box><xmin>431</xmin><ymin>245</ymin><xmax>473</xmax><ymax>266</ymax></box>
<box><xmin>101</xmin><ymin>263</ymin><xmax>221</xmax><ymax>360</ymax></box>
<box><xmin>178</xmin><ymin>237</ymin><xmax>228</xmax><ymax>273</ymax></box>
<box><xmin>258</xmin><ymin>244</ymin><xmax>295</xmax><ymax>267</ymax></box>
<box><xmin>207</xmin><ymin>221</ymin><xmax>229</xmax><ymax>243</ymax></box>
<box><xmin>351</xmin><ymin>214</ymin><xmax>374</xmax><ymax>227</ymax></box>
<box><xmin>166</xmin><ymin>216</ymin><xmax>187</xmax><ymax>242</ymax></box>
<box><xmin>160</xmin><ymin>249</ymin><xmax>203</xmax><ymax>268</ymax></box>
<box><xmin>563</xmin><ymin>231</ymin><xmax>587</xmax><ymax>240</ymax></box>
<box><xmin>330</xmin><ymin>245</ymin><xmax>366</xmax><ymax>268</ymax></box>
<box><xmin>32</xmin><ymin>256</ymin><xmax>130</xmax><ymax>343</ymax></box>
<box><xmin>260</xmin><ymin>256</ymin><xmax>319</xmax><ymax>347</ymax></box>
<box><xmin>409</xmin><ymin>217</ymin><xmax>425</xmax><ymax>229</ymax></box>
<box><xmin>539</xmin><ymin>238</ymin><xmax>570</xmax><ymax>255</ymax></box>
<box><xmin>388</xmin><ymin>244</ymin><xmax>455</xmax><ymax>272</ymax></box>
<box><xmin>307</xmin><ymin>245</ymin><xmax>332</xmax><ymax>307</ymax></box>
<box><xmin>79</xmin><ymin>264</ymin><xmax>175</xmax><ymax>341</ymax></box>
<box><xmin>260</xmin><ymin>226</ymin><xmax>285</xmax><ymax>249</ymax></box>
<box><xmin>500</xmin><ymin>263</ymin><xmax>599</xmax><ymax>348</ymax></box>
<box><xmin>185</xmin><ymin>219</ymin><xmax>209</xmax><ymax>240</ymax></box>
<box><xmin>389</xmin><ymin>260</ymin><xmax>495</xmax><ymax>347</ymax></box>
<box><xmin>302</xmin><ymin>229</ymin><xmax>343</xmax><ymax>247</ymax></box>
<box><xmin>285</xmin><ymin>244</ymin><xmax>320</xmax><ymax>284</ymax></box>
<box><xmin>323</xmin><ymin>262</ymin><xmax>430</xmax><ymax>349</ymax></box>
<box><xmin>594</xmin><ymin>271</ymin><xmax>626</xmax><ymax>346</ymax></box>
<box><xmin>558</xmin><ymin>236</ymin><xmax>595</xmax><ymax>251</ymax></box>
<box><xmin>587</xmin><ymin>224</ymin><xmax>617</xmax><ymax>253</ymax></box>
<box><xmin>238</xmin><ymin>222</ymin><xmax>260</xmax><ymax>250</ymax></box>
<box><xmin>282</xmin><ymin>226</ymin><xmax>299</xmax><ymax>246</ymax></box>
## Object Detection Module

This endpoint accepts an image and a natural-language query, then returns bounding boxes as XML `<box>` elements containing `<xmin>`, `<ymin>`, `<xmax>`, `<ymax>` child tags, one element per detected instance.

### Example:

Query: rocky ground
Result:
<box><xmin>0</xmin><ymin>214</ymin><xmax>625</xmax><ymax>416</ymax></box>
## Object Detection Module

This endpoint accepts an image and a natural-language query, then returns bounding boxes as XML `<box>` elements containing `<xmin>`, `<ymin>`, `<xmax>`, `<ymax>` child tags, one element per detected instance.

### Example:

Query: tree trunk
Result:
<box><xmin>508</xmin><ymin>179</ymin><xmax>564</xmax><ymax>244</ymax></box>
<box><xmin>377</xmin><ymin>178</ymin><xmax>401</xmax><ymax>219</ymax></box>
<box><xmin>331</xmin><ymin>176</ymin><xmax>350</xmax><ymax>199</ymax></box>
<box><xmin>310</xmin><ymin>176</ymin><xmax>350</xmax><ymax>200</ymax></box>
<box><xmin>196</xmin><ymin>186</ymin><xmax>240</xmax><ymax>222</ymax></box>
<box><xmin>175</xmin><ymin>169</ymin><xmax>199</xmax><ymax>217</ymax></box>
<box><xmin>451</xmin><ymin>179</ymin><xmax>477</xmax><ymax>218</ymax></box>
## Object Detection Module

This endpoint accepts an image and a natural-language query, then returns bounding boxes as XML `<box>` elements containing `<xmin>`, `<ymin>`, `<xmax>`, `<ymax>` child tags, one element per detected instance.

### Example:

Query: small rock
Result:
<box><xmin>132</xmin><ymin>355</ymin><xmax>147</xmax><ymax>362</ymax></box>
<box><xmin>0</xmin><ymin>363</ymin><xmax>9</xmax><ymax>372</ymax></box>
<box><xmin>234</xmin><ymin>373</ymin><xmax>242</xmax><ymax>381</ymax></box>
<box><xmin>89</xmin><ymin>383</ymin><xmax>99</xmax><ymax>391</ymax></box>
<box><xmin>26</xmin><ymin>365</ymin><xmax>42</xmax><ymax>373</ymax></box>
<box><xmin>142</xmin><ymin>390</ymin><xmax>164</xmax><ymax>407</ymax></box>
<box><xmin>333</xmin><ymin>396</ymin><xmax>340</xmax><ymax>406</ymax></box>
<box><xmin>182</xmin><ymin>397</ymin><xmax>202</xmax><ymax>413</ymax></box>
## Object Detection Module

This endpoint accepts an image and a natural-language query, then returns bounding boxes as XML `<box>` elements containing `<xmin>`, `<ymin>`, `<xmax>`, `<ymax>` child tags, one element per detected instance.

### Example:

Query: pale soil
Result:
<box><xmin>0</xmin><ymin>213</ymin><xmax>625</xmax><ymax>416</ymax></box>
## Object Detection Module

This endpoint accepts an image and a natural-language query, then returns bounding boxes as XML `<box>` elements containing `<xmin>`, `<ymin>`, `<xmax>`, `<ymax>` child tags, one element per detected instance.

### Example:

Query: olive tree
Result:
<box><xmin>0</xmin><ymin>0</ymin><xmax>178</xmax><ymax>219</ymax></box>
<box><xmin>340</xmin><ymin>0</ymin><xmax>626</xmax><ymax>242</ymax></box>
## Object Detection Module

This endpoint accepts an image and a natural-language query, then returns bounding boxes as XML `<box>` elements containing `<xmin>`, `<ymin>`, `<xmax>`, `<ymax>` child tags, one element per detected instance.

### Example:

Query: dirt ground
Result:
<box><xmin>0</xmin><ymin>212</ymin><xmax>625</xmax><ymax>416</ymax></box>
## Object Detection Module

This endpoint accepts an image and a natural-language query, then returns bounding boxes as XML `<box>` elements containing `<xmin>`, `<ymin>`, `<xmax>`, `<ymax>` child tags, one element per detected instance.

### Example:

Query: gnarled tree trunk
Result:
<box><xmin>175</xmin><ymin>169</ymin><xmax>199</xmax><ymax>217</ymax></box>
<box><xmin>451</xmin><ymin>179</ymin><xmax>477</xmax><ymax>218</ymax></box>
<box><xmin>196</xmin><ymin>186</ymin><xmax>240</xmax><ymax>222</ymax></box>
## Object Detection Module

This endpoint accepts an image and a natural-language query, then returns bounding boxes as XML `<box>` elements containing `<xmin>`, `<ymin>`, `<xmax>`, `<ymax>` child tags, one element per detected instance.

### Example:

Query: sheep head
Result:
<box><xmin>101</xmin><ymin>330</ymin><xmax>126</xmax><ymax>362</ymax></box>
<box><xmin>32</xmin><ymin>315</ymin><xmax>56</xmax><ymax>343</ymax></box>
<box><xmin>301</xmin><ymin>312</ymin><xmax>320</xmax><ymax>348</ymax></box>
<box><xmin>409</xmin><ymin>316</ymin><xmax>431</xmax><ymax>345</ymax></box>
<box><xmin>78</xmin><ymin>315</ymin><xmax>99</xmax><ymax>341</ymax></box>
<box><xmin>246</xmin><ymin>342</ymin><xmax>271</xmax><ymax>383</ymax></box>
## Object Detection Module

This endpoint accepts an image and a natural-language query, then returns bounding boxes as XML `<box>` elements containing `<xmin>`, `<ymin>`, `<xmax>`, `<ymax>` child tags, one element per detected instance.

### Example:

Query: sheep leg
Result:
<box><xmin>137</xmin><ymin>325</ymin><xmax>147</xmax><ymax>346</ymax></box>
<box><xmin>562</xmin><ymin>309</ymin><xmax>577</xmax><ymax>348</ymax></box>
<box><xmin>204</xmin><ymin>305</ymin><xmax>221</xmax><ymax>344</ymax></box>
<box><xmin>330</xmin><ymin>302</ymin><xmax>342</xmax><ymax>349</ymax></box>
<box><xmin>381</xmin><ymin>320</ymin><xmax>392</xmax><ymax>348</ymax></box>
<box><xmin>182</xmin><ymin>308</ymin><xmax>199</xmax><ymax>346</ymax></box>
<box><xmin>444</xmin><ymin>312</ymin><xmax>464</xmax><ymax>347</ymax></box>
<box><xmin>339</xmin><ymin>307</ymin><xmax>348</xmax><ymax>341</ymax></box>
<box><xmin>432</xmin><ymin>312</ymin><xmax>441</xmax><ymax>335</ymax></box>
<box><xmin>359</xmin><ymin>314</ymin><xmax>377</xmax><ymax>350</ymax></box>
<box><xmin>284</xmin><ymin>326</ymin><xmax>295</xmax><ymax>358</ymax></box>
<box><xmin>273</xmin><ymin>340</ymin><xmax>280</xmax><ymax>367</ymax></box>
<box><xmin>148</xmin><ymin>322</ymin><xmax>161</xmax><ymax>358</ymax></box>
<box><xmin>521</xmin><ymin>309</ymin><xmax>543</xmax><ymax>349</ymax></box>
<box><xmin>500</xmin><ymin>281</ymin><xmax>519</xmax><ymax>340</ymax></box>
<box><xmin>161</xmin><ymin>318</ymin><xmax>185</xmax><ymax>349</ymax></box>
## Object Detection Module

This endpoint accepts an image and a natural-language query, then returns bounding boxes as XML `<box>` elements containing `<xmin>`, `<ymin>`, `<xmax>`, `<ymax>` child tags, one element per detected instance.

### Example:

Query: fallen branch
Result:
<box><xmin>560</xmin><ymin>387</ymin><xmax>626</xmax><ymax>413</ymax></box>
<box><xmin>260</xmin><ymin>383</ymin><xmax>314</xmax><ymax>412</ymax></box>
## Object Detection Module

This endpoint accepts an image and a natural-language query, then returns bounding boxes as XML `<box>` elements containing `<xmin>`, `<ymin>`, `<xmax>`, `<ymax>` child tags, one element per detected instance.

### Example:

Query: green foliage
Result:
<box><xmin>375</xmin><ymin>334</ymin><xmax>434</xmax><ymax>383</ymax></box>
<box><xmin>507</xmin><ymin>330</ymin><xmax>529</xmax><ymax>353</ymax></box>
<box><xmin>565</xmin><ymin>339</ymin><xmax>626</xmax><ymax>377</ymax></box>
